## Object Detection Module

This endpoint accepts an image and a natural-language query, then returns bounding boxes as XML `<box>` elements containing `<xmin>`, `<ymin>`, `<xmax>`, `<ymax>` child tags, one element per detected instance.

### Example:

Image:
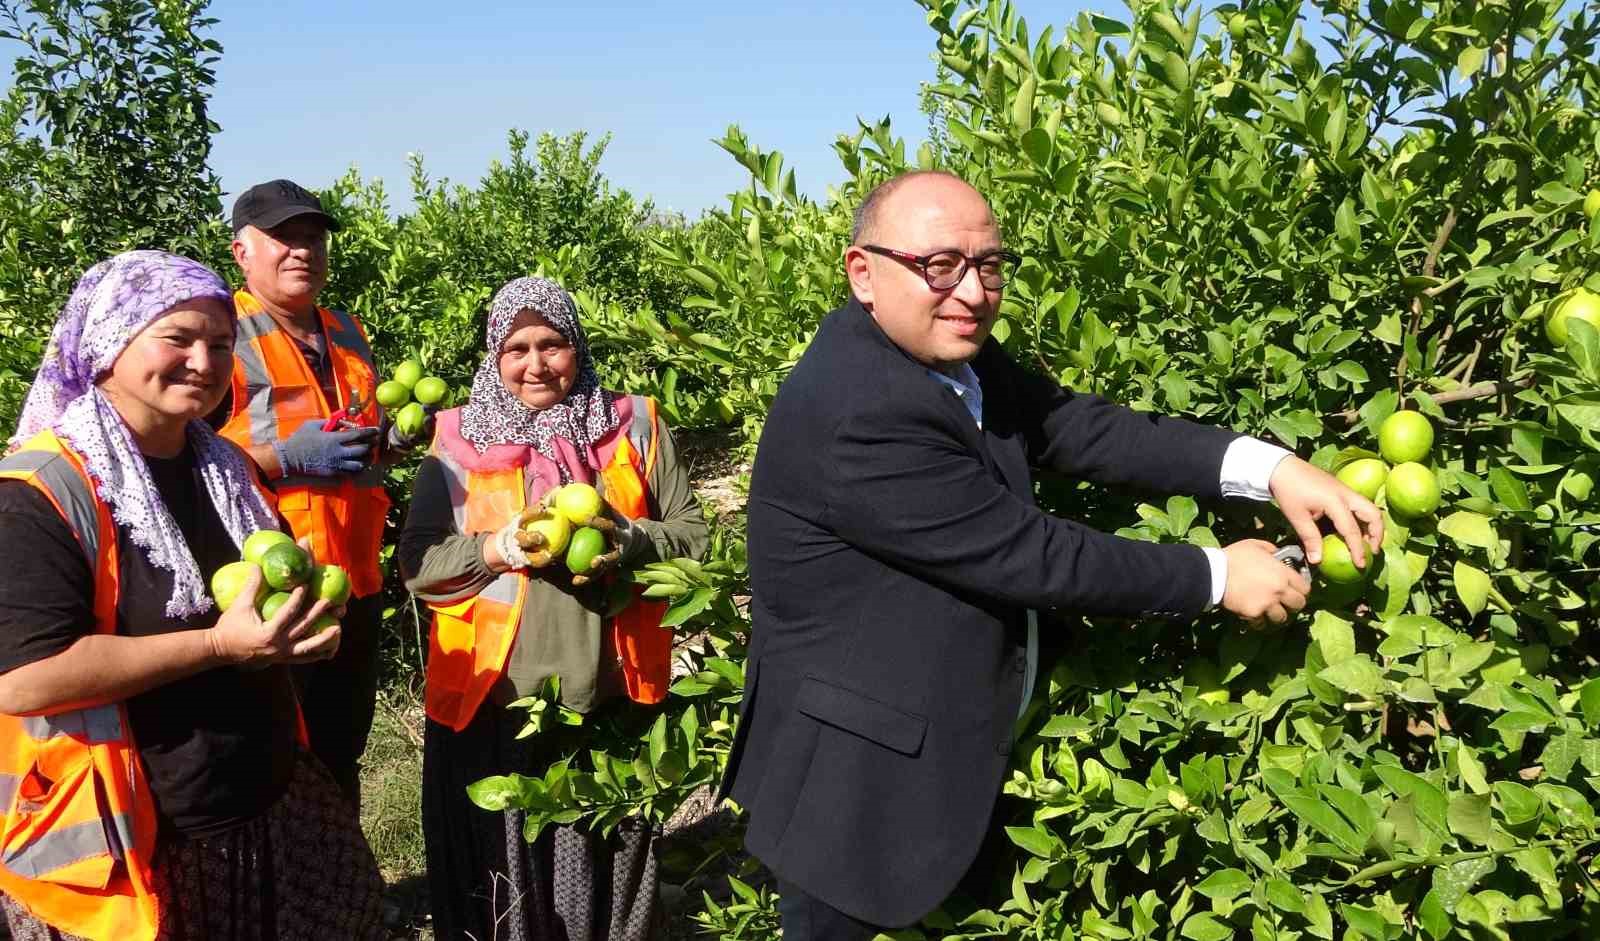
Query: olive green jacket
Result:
<box><xmin>399</xmin><ymin>420</ymin><xmax>708</xmax><ymax>713</ymax></box>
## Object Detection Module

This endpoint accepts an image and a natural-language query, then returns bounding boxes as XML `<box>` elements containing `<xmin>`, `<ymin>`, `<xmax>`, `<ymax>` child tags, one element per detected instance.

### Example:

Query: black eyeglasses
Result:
<box><xmin>860</xmin><ymin>245</ymin><xmax>1022</xmax><ymax>290</ymax></box>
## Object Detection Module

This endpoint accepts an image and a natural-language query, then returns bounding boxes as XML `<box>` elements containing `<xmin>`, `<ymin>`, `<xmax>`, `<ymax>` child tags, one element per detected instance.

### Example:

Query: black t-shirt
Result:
<box><xmin>0</xmin><ymin>446</ymin><xmax>299</xmax><ymax>837</ymax></box>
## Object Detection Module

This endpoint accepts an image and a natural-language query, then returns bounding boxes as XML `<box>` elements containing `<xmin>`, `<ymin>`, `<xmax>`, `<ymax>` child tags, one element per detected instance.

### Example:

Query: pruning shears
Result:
<box><xmin>1273</xmin><ymin>544</ymin><xmax>1312</xmax><ymax>583</ymax></box>
<box><xmin>321</xmin><ymin>389</ymin><xmax>367</xmax><ymax>431</ymax></box>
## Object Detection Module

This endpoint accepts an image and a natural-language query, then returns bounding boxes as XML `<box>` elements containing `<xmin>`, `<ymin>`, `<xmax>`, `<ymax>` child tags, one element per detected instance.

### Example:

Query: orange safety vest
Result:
<box><xmin>424</xmin><ymin>396</ymin><xmax>673</xmax><ymax>731</ymax></box>
<box><xmin>218</xmin><ymin>290</ymin><xmax>391</xmax><ymax>598</ymax></box>
<box><xmin>0</xmin><ymin>431</ymin><xmax>162</xmax><ymax>941</ymax></box>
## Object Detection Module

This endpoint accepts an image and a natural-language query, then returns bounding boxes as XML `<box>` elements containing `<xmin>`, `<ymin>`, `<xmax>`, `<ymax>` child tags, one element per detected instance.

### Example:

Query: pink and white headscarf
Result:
<box><xmin>10</xmin><ymin>250</ymin><xmax>278</xmax><ymax>618</ymax></box>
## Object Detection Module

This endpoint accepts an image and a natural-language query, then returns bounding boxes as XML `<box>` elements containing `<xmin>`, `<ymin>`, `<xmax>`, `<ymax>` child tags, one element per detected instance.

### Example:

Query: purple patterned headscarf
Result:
<box><xmin>10</xmin><ymin>250</ymin><xmax>278</xmax><ymax>618</ymax></box>
<box><xmin>459</xmin><ymin>277</ymin><xmax>621</xmax><ymax>481</ymax></box>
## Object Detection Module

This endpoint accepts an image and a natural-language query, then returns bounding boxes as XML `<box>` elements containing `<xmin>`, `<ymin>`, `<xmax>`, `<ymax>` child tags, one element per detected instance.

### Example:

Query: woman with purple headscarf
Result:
<box><xmin>400</xmin><ymin>277</ymin><xmax>707</xmax><ymax>940</ymax></box>
<box><xmin>0</xmin><ymin>251</ymin><xmax>385</xmax><ymax>939</ymax></box>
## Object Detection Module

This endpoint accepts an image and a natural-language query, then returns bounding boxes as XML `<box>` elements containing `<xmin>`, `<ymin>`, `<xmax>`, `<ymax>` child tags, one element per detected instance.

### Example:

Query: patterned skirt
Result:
<box><xmin>1</xmin><ymin>751</ymin><xmax>385</xmax><ymax>940</ymax></box>
<box><xmin>422</xmin><ymin>701</ymin><xmax>663</xmax><ymax>941</ymax></box>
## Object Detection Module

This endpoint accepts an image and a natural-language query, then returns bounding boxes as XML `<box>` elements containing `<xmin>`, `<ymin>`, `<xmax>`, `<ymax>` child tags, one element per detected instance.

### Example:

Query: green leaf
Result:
<box><xmin>1453</xmin><ymin>561</ymin><xmax>1490</xmax><ymax>617</ymax></box>
<box><xmin>1181</xmin><ymin>913</ymin><xmax>1235</xmax><ymax>941</ymax></box>
<box><xmin>1538</xmin><ymin>731</ymin><xmax>1588</xmax><ymax>780</ymax></box>
<box><xmin>1432</xmin><ymin>857</ymin><xmax>1498</xmax><ymax>913</ymax></box>
<box><xmin>1488</xmin><ymin>467</ymin><xmax>1532</xmax><ymax>512</ymax></box>
<box><xmin>1492</xmin><ymin>781</ymin><xmax>1542</xmax><ymax>827</ymax></box>
<box><xmin>1447</xmin><ymin>794</ymin><xmax>1494</xmax><ymax>846</ymax></box>
<box><xmin>1311</xmin><ymin>610</ymin><xmax>1356</xmax><ymax>663</ymax></box>
<box><xmin>1194</xmin><ymin>868</ymin><xmax>1253</xmax><ymax>901</ymax></box>
<box><xmin>1456</xmin><ymin>45</ymin><xmax>1487</xmax><ymax>78</ymax></box>
<box><xmin>1374</xmin><ymin>766</ymin><xmax>1449</xmax><ymax>838</ymax></box>
<box><xmin>1318</xmin><ymin>655</ymin><xmax>1385</xmax><ymax>699</ymax></box>
<box><xmin>1456</xmin><ymin>743</ymin><xmax>1490</xmax><ymax>795</ymax></box>
<box><xmin>1439</xmin><ymin>511</ymin><xmax>1498</xmax><ymax>551</ymax></box>
<box><xmin>1417</xmin><ymin>889</ymin><xmax>1451</xmax><ymax>939</ymax></box>
<box><xmin>1264</xmin><ymin>877</ymin><xmax>1305</xmax><ymax>913</ymax></box>
<box><xmin>1334</xmin><ymin>198</ymin><xmax>1361</xmax><ymax>253</ymax></box>
<box><xmin>1005</xmin><ymin>825</ymin><xmax>1057</xmax><ymax>858</ymax></box>
<box><xmin>1340</xmin><ymin>903</ymin><xmax>1389</xmax><ymax>939</ymax></box>
<box><xmin>1581</xmin><ymin>677</ymin><xmax>1600</xmax><ymax>729</ymax></box>
<box><xmin>1279</xmin><ymin>791</ymin><xmax>1365</xmax><ymax>854</ymax></box>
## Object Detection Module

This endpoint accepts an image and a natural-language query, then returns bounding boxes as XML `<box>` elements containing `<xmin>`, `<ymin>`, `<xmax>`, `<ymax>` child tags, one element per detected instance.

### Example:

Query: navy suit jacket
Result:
<box><xmin>721</xmin><ymin>299</ymin><xmax>1239</xmax><ymax>926</ymax></box>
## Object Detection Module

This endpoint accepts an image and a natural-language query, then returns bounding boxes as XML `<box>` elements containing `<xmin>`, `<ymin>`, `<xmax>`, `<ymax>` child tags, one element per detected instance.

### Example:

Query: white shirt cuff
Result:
<box><xmin>1201</xmin><ymin>546</ymin><xmax>1227</xmax><ymax>608</ymax></box>
<box><xmin>1220</xmin><ymin>436</ymin><xmax>1293</xmax><ymax>501</ymax></box>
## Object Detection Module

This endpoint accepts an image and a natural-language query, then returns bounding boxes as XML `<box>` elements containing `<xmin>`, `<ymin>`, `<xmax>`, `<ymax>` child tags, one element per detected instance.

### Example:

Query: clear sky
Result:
<box><xmin>204</xmin><ymin>0</ymin><xmax>1083</xmax><ymax>218</ymax></box>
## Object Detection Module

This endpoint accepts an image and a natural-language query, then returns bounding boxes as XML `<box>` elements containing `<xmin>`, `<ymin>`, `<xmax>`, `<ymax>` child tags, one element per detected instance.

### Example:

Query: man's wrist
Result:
<box><xmin>1220</xmin><ymin>436</ymin><xmax>1293</xmax><ymax>501</ymax></box>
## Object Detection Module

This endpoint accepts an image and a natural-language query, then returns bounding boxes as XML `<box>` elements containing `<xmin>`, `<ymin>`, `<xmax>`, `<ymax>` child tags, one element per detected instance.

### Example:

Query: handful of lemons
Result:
<box><xmin>210</xmin><ymin>529</ymin><xmax>349</xmax><ymax>632</ymax></box>
<box><xmin>1320</xmin><ymin>409</ymin><xmax>1443</xmax><ymax>585</ymax></box>
<box><xmin>374</xmin><ymin>358</ymin><xmax>449</xmax><ymax>440</ymax></box>
<box><xmin>513</xmin><ymin>483</ymin><xmax>622</xmax><ymax>585</ymax></box>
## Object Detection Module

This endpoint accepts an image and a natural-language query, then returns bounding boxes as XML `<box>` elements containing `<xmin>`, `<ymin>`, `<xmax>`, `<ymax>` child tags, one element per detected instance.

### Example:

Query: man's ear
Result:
<box><xmin>230</xmin><ymin>235</ymin><xmax>248</xmax><ymax>271</ymax></box>
<box><xmin>844</xmin><ymin>246</ymin><xmax>875</xmax><ymax>308</ymax></box>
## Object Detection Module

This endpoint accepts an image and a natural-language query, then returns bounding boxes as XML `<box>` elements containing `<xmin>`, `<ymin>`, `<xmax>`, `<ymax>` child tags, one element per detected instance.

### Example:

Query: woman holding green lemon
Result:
<box><xmin>400</xmin><ymin>276</ymin><xmax>707</xmax><ymax>941</ymax></box>
<box><xmin>0</xmin><ymin>251</ymin><xmax>384</xmax><ymax>939</ymax></box>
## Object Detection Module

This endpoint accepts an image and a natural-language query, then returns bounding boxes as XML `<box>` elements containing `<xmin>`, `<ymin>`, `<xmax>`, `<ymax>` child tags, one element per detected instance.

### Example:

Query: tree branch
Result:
<box><xmin>1333</xmin><ymin>376</ymin><xmax>1536</xmax><ymax>426</ymax></box>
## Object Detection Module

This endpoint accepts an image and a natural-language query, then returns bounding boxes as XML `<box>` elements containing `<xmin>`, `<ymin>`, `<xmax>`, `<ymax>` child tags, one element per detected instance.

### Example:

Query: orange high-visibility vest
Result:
<box><xmin>218</xmin><ymin>290</ymin><xmax>391</xmax><ymax>598</ymax></box>
<box><xmin>0</xmin><ymin>431</ymin><xmax>162</xmax><ymax>941</ymax></box>
<box><xmin>424</xmin><ymin>396</ymin><xmax>673</xmax><ymax>731</ymax></box>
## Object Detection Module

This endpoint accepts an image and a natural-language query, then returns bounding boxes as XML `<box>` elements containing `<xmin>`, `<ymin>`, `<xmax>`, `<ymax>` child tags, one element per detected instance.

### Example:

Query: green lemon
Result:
<box><xmin>521</xmin><ymin>511</ymin><xmax>571</xmax><ymax>555</ymax></box>
<box><xmin>395</xmin><ymin>402</ymin><xmax>428</xmax><ymax>439</ymax></box>
<box><xmin>375</xmin><ymin>380</ymin><xmax>411</xmax><ymax>409</ymax></box>
<box><xmin>412</xmin><ymin>376</ymin><xmax>448</xmax><ymax>406</ymax></box>
<box><xmin>1335</xmin><ymin>458</ymin><xmax>1389</xmax><ymax>502</ymax></box>
<box><xmin>554</xmin><ymin>482</ymin><xmax>605</xmax><ymax>527</ymax></box>
<box><xmin>1386</xmin><ymin>462</ymin><xmax>1441</xmax><ymax>519</ymax></box>
<box><xmin>565</xmin><ymin>527</ymin><xmax>607</xmax><ymax>575</ymax></box>
<box><xmin>1317</xmin><ymin>534</ymin><xmax>1365</xmax><ymax>584</ymax></box>
<box><xmin>258</xmin><ymin>590</ymin><xmax>296</xmax><ymax>622</ymax></box>
<box><xmin>393</xmin><ymin>359</ymin><xmax>424</xmax><ymax>389</ymax></box>
<box><xmin>311</xmin><ymin>563</ymin><xmax>351</xmax><ymax>605</ymax></box>
<box><xmin>259</xmin><ymin>543</ymin><xmax>312</xmax><ymax>591</ymax></box>
<box><xmin>311</xmin><ymin>613</ymin><xmax>338</xmax><ymax>634</ymax></box>
<box><xmin>1545</xmin><ymin>288</ymin><xmax>1600</xmax><ymax>348</ymax></box>
<box><xmin>1378</xmin><ymin>411</ymin><xmax>1434</xmax><ymax>464</ymax></box>
<box><xmin>241</xmin><ymin>529</ymin><xmax>295</xmax><ymax>566</ymax></box>
<box><xmin>211</xmin><ymin>560</ymin><xmax>267</xmax><ymax>611</ymax></box>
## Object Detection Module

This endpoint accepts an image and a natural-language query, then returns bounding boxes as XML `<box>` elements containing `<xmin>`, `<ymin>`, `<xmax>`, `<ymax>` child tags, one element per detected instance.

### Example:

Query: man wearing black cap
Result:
<box><xmin>215</xmin><ymin>178</ymin><xmax>419</xmax><ymax>809</ymax></box>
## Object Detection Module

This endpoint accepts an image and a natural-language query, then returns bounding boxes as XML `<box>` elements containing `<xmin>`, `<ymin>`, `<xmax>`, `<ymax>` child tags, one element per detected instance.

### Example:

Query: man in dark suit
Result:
<box><xmin>720</xmin><ymin>171</ymin><xmax>1384</xmax><ymax>938</ymax></box>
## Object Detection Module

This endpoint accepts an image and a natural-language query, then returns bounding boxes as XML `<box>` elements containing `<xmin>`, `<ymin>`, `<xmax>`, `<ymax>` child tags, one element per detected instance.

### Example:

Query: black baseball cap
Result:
<box><xmin>230</xmin><ymin>179</ymin><xmax>341</xmax><ymax>234</ymax></box>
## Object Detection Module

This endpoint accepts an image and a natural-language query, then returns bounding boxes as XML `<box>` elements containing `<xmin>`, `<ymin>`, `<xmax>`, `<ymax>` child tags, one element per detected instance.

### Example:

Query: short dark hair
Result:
<box><xmin>850</xmin><ymin>170</ymin><xmax>970</xmax><ymax>245</ymax></box>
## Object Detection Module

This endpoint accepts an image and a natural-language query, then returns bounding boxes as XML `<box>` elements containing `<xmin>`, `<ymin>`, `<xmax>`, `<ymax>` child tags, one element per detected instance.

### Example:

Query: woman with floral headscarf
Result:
<box><xmin>400</xmin><ymin>277</ymin><xmax>707</xmax><ymax>940</ymax></box>
<box><xmin>0</xmin><ymin>251</ymin><xmax>385</xmax><ymax>940</ymax></box>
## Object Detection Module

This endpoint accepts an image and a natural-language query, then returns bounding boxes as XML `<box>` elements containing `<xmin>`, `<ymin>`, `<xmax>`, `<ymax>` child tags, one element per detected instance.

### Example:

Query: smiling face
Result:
<box><xmin>99</xmin><ymin>297</ymin><xmax>236</xmax><ymax>426</ymax></box>
<box><xmin>231</xmin><ymin>217</ymin><xmax>329</xmax><ymax>312</ymax></box>
<box><xmin>497</xmin><ymin>310</ymin><xmax>580</xmax><ymax>410</ymax></box>
<box><xmin>844</xmin><ymin>174</ymin><xmax>1004</xmax><ymax>370</ymax></box>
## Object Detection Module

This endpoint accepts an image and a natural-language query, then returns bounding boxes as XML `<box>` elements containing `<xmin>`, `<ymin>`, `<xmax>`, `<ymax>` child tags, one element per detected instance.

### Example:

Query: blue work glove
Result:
<box><xmin>273</xmin><ymin>423</ymin><xmax>379</xmax><ymax>477</ymax></box>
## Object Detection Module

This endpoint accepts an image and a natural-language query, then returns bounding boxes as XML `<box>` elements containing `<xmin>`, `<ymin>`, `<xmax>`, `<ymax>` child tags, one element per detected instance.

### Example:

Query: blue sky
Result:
<box><xmin>204</xmin><ymin>0</ymin><xmax>1083</xmax><ymax>218</ymax></box>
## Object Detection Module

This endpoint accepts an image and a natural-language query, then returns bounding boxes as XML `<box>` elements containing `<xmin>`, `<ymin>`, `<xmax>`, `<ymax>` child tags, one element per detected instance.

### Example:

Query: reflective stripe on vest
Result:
<box><xmin>20</xmin><ymin>707</ymin><xmax>123</xmax><ymax>746</ymax></box>
<box><xmin>0</xmin><ymin>431</ymin><xmax>161</xmax><ymax>940</ymax></box>
<box><xmin>3</xmin><ymin>814</ymin><xmax>136</xmax><ymax>879</ymax></box>
<box><xmin>0</xmin><ymin>450</ymin><xmax>101</xmax><ymax>561</ymax></box>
